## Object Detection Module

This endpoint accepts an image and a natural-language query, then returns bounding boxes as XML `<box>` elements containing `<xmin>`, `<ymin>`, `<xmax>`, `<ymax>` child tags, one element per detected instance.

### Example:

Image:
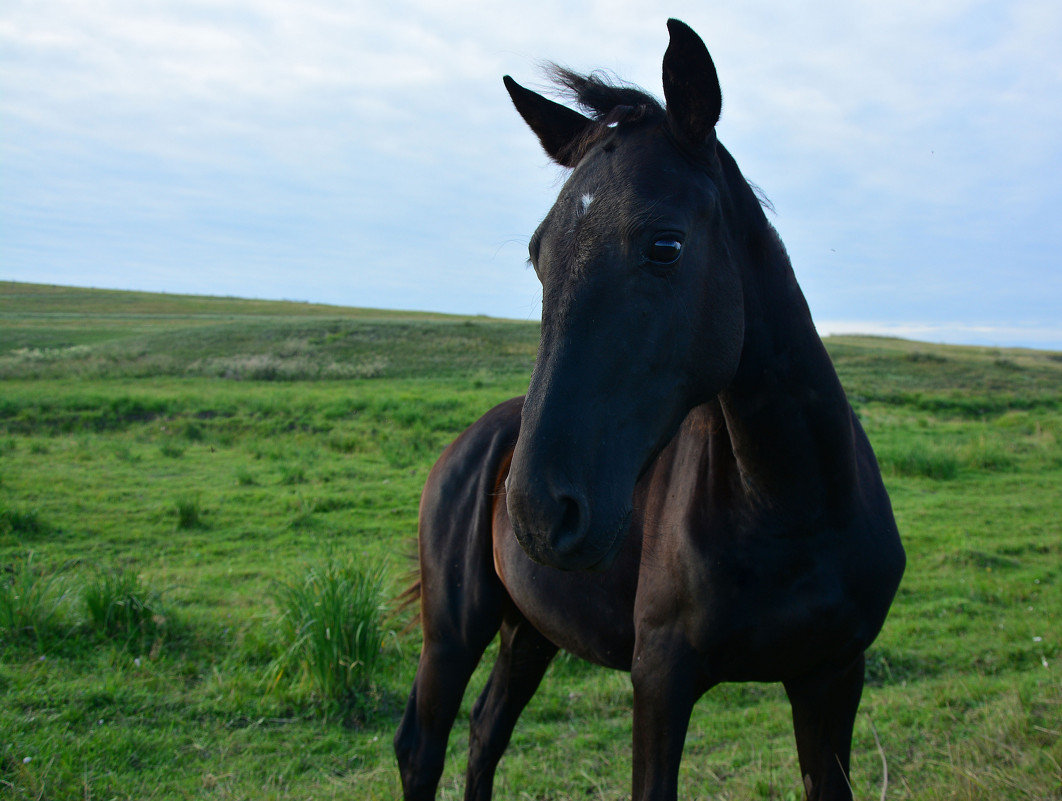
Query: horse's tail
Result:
<box><xmin>390</xmin><ymin>547</ymin><xmax>421</xmax><ymax>634</ymax></box>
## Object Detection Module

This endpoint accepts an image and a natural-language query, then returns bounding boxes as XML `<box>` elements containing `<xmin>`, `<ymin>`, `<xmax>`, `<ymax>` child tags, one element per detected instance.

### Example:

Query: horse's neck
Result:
<box><xmin>716</xmin><ymin>223</ymin><xmax>858</xmax><ymax>521</ymax></box>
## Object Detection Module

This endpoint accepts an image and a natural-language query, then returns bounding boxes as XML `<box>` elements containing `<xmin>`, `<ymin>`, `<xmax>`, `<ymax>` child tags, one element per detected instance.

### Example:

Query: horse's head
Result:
<box><xmin>505</xmin><ymin>20</ymin><xmax>747</xmax><ymax>570</ymax></box>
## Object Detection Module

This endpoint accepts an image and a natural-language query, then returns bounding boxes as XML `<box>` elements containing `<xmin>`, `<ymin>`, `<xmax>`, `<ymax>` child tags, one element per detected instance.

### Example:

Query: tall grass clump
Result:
<box><xmin>959</xmin><ymin>435</ymin><xmax>1016</xmax><ymax>472</ymax></box>
<box><xmin>0</xmin><ymin>554</ymin><xmax>66</xmax><ymax>648</ymax></box>
<box><xmin>877</xmin><ymin>442</ymin><xmax>959</xmax><ymax>480</ymax></box>
<box><xmin>0</xmin><ymin>502</ymin><xmax>51</xmax><ymax>539</ymax></box>
<box><xmin>82</xmin><ymin>567</ymin><xmax>166</xmax><ymax>652</ymax></box>
<box><xmin>279</xmin><ymin>464</ymin><xmax>307</xmax><ymax>485</ymax></box>
<box><xmin>174</xmin><ymin>495</ymin><xmax>203</xmax><ymax>529</ymax></box>
<box><xmin>270</xmin><ymin>555</ymin><xmax>386</xmax><ymax>709</ymax></box>
<box><xmin>235</xmin><ymin>466</ymin><xmax>256</xmax><ymax>486</ymax></box>
<box><xmin>158</xmin><ymin>439</ymin><xmax>185</xmax><ymax>458</ymax></box>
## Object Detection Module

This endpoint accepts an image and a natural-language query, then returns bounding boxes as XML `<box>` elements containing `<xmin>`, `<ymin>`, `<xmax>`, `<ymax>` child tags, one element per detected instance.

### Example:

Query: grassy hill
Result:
<box><xmin>5</xmin><ymin>280</ymin><xmax>1060</xmax><ymax>396</ymax></box>
<box><xmin>1</xmin><ymin>281</ymin><xmax>1059</xmax><ymax>799</ymax></box>
<box><xmin>0</xmin><ymin>281</ymin><xmax>540</xmax><ymax>381</ymax></box>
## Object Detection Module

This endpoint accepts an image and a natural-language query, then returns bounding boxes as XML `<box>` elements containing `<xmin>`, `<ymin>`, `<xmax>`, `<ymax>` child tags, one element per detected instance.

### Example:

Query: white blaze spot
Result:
<box><xmin>579</xmin><ymin>193</ymin><xmax>594</xmax><ymax>216</ymax></box>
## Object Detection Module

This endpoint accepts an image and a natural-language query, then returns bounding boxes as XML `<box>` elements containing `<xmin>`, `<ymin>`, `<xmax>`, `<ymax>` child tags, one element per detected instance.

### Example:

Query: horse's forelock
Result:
<box><xmin>545</xmin><ymin>65</ymin><xmax>664</xmax><ymax>119</ymax></box>
<box><xmin>544</xmin><ymin>65</ymin><xmax>665</xmax><ymax>164</ymax></box>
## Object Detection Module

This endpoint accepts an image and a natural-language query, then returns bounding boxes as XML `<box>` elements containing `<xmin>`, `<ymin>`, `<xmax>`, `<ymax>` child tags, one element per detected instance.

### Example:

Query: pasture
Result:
<box><xmin>1</xmin><ymin>281</ymin><xmax>1060</xmax><ymax>799</ymax></box>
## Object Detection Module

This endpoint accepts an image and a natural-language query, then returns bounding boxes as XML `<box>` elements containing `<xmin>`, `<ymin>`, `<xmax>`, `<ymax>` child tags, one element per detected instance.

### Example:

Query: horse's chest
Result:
<box><xmin>495</xmin><ymin>497</ymin><xmax>894</xmax><ymax>681</ymax></box>
<box><xmin>493</xmin><ymin>519</ymin><xmax>639</xmax><ymax>670</ymax></box>
<box><xmin>640</xmin><ymin>521</ymin><xmax>876</xmax><ymax>682</ymax></box>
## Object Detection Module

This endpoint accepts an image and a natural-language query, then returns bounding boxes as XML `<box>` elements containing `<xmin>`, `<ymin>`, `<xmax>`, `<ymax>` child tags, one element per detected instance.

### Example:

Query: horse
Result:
<box><xmin>394</xmin><ymin>19</ymin><xmax>905</xmax><ymax>801</ymax></box>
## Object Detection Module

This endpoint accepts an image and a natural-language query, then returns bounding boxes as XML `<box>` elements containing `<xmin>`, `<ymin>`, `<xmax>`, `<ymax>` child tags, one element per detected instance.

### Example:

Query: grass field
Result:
<box><xmin>1</xmin><ymin>281</ymin><xmax>1060</xmax><ymax>799</ymax></box>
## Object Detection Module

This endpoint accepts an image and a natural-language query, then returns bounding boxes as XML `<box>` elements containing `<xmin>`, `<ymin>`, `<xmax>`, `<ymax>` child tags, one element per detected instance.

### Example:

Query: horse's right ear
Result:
<box><xmin>662</xmin><ymin>19</ymin><xmax>722</xmax><ymax>147</ymax></box>
<box><xmin>504</xmin><ymin>76</ymin><xmax>597</xmax><ymax>168</ymax></box>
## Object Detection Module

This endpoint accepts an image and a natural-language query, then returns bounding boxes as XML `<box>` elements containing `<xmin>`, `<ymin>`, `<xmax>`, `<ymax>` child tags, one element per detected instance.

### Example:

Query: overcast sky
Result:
<box><xmin>2</xmin><ymin>1</ymin><xmax>1060</xmax><ymax>349</ymax></box>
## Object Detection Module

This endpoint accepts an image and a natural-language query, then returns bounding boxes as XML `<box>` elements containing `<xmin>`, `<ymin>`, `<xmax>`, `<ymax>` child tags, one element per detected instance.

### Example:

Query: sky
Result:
<box><xmin>2</xmin><ymin>0</ymin><xmax>1060</xmax><ymax>349</ymax></box>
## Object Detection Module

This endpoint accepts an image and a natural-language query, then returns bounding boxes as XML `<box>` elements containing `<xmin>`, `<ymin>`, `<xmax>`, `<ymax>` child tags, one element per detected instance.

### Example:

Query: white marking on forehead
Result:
<box><xmin>579</xmin><ymin>192</ymin><xmax>594</xmax><ymax>217</ymax></box>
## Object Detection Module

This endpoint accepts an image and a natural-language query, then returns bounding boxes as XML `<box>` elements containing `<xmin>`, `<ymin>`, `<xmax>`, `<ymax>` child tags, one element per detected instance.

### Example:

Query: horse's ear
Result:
<box><xmin>504</xmin><ymin>75</ymin><xmax>596</xmax><ymax>168</ymax></box>
<box><xmin>662</xmin><ymin>19</ymin><xmax>722</xmax><ymax>147</ymax></box>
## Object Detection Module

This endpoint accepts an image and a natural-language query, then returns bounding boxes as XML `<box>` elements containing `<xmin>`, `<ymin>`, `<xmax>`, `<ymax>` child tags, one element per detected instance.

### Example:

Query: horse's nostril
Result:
<box><xmin>550</xmin><ymin>493</ymin><xmax>588</xmax><ymax>556</ymax></box>
<box><xmin>505</xmin><ymin>464</ymin><xmax>599</xmax><ymax>567</ymax></box>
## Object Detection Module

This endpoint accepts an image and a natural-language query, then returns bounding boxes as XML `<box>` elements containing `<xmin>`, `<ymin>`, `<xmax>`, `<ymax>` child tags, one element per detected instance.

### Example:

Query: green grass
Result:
<box><xmin>1</xmin><ymin>282</ymin><xmax>1060</xmax><ymax>799</ymax></box>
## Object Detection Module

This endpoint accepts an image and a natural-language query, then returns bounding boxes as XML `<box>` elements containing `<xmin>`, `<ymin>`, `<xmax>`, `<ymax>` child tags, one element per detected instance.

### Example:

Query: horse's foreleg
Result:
<box><xmin>630</xmin><ymin>637</ymin><xmax>701</xmax><ymax>801</ymax></box>
<box><xmin>465</xmin><ymin>611</ymin><xmax>558</xmax><ymax>801</ymax></box>
<box><xmin>783</xmin><ymin>653</ymin><xmax>865</xmax><ymax>801</ymax></box>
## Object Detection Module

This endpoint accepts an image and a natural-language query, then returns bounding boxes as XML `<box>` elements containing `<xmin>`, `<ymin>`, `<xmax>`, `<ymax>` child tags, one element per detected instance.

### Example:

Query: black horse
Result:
<box><xmin>395</xmin><ymin>19</ymin><xmax>905</xmax><ymax>801</ymax></box>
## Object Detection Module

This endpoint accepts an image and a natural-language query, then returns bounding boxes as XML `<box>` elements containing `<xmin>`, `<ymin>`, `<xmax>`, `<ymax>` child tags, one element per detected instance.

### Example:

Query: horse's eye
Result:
<box><xmin>647</xmin><ymin>238</ymin><xmax>683</xmax><ymax>265</ymax></box>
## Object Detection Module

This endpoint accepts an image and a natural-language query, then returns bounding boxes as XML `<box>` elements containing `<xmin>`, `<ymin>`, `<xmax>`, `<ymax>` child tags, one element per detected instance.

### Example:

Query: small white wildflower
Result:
<box><xmin>23</xmin><ymin>757</ymin><xmax>31</xmax><ymax>764</ymax></box>
<box><xmin>1042</xmin><ymin>656</ymin><xmax>1049</xmax><ymax>669</ymax></box>
<box><xmin>134</xmin><ymin>657</ymin><xmax>141</xmax><ymax>667</ymax></box>
<box><xmin>1033</xmin><ymin>636</ymin><xmax>1043</xmax><ymax>643</ymax></box>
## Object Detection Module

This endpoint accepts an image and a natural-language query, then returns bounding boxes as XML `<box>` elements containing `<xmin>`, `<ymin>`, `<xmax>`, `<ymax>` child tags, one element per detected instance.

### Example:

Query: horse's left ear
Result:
<box><xmin>504</xmin><ymin>75</ymin><xmax>597</xmax><ymax>168</ymax></box>
<box><xmin>662</xmin><ymin>19</ymin><xmax>722</xmax><ymax>147</ymax></box>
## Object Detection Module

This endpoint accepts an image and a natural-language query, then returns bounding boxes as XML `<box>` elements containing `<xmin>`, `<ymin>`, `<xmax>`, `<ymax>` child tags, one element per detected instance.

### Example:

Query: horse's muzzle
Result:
<box><xmin>505</xmin><ymin>474</ymin><xmax>626</xmax><ymax>571</ymax></box>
